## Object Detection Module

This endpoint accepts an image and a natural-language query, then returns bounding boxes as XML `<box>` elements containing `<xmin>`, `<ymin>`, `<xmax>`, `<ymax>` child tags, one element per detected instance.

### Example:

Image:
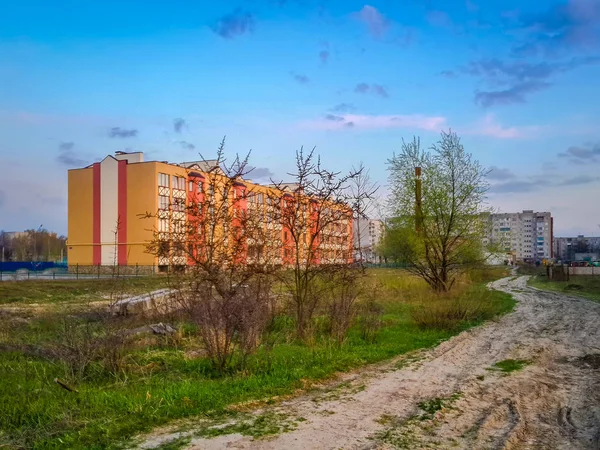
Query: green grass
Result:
<box><xmin>529</xmin><ymin>275</ymin><xmax>600</xmax><ymax>303</ymax></box>
<box><xmin>490</xmin><ymin>359</ymin><xmax>530</xmax><ymax>373</ymax></box>
<box><xmin>0</xmin><ymin>268</ymin><xmax>515</xmax><ymax>449</ymax></box>
<box><xmin>0</xmin><ymin>277</ymin><xmax>172</xmax><ymax>305</ymax></box>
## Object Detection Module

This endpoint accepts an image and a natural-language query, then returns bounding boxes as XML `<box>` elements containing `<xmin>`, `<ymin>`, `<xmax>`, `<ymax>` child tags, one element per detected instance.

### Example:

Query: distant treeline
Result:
<box><xmin>0</xmin><ymin>229</ymin><xmax>67</xmax><ymax>262</ymax></box>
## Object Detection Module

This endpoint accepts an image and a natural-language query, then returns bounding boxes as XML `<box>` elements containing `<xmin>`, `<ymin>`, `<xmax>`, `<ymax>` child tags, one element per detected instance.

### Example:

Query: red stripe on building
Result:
<box><xmin>118</xmin><ymin>160</ymin><xmax>128</xmax><ymax>265</ymax></box>
<box><xmin>92</xmin><ymin>163</ymin><xmax>101</xmax><ymax>265</ymax></box>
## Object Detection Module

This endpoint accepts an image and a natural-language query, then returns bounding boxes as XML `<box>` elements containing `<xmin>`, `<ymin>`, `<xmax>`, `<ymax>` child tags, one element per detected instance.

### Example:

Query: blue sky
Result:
<box><xmin>1</xmin><ymin>0</ymin><xmax>599</xmax><ymax>236</ymax></box>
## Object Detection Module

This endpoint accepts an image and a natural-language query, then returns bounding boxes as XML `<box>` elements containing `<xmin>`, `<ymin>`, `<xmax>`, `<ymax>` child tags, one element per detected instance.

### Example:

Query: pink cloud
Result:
<box><xmin>302</xmin><ymin>113</ymin><xmax>447</xmax><ymax>131</ymax></box>
<box><xmin>353</xmin><ymin>5</ymin><xmax>389</xmax><ymax>38</ymax></box>
<box><xmin>467</xmin><ymin>114</ymin><xmax>541</xmax><ymax>139</ymax></box>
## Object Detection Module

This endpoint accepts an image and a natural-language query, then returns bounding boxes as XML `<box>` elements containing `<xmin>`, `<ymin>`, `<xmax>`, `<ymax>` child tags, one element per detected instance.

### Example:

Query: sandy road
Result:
<box><xmin>142</xmin><ymin>276</ymin><xmax>600</xmax><ymax>450</ymax></box>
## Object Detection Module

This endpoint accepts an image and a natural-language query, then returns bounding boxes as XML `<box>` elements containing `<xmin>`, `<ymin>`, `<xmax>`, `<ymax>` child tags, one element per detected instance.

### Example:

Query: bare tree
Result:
<box><xmin>145</xmin><ymin>138</ymin><xmax>280</xmax><ymax>372</ymax></box>
<box><xmin>270</xmin><ymin>148</ymin><xmax>369</xmax><ymax>340</ymax></box>
<box><xmin>385</xmin><ymin>130</ymin><xmax>491</xmax><ymax>292</ymax></box>
<box><xmin>145</xmin><ymin>141</ymin><xmax>377</xmax><ymax>354</ymax></box>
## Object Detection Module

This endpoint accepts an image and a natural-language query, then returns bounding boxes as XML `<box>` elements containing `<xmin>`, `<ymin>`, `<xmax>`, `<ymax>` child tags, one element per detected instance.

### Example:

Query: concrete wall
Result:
<box><xmin>569</xmin><ymin>266</ymin><xmax>600</xmax><ymax>276</ymax></box>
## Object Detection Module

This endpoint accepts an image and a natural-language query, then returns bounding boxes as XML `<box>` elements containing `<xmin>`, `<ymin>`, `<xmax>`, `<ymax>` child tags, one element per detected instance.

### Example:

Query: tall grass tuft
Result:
<box><xmin>411</xmin><ymin>285</ymin><xmax>513</xmax><ymax>331</ymax></box>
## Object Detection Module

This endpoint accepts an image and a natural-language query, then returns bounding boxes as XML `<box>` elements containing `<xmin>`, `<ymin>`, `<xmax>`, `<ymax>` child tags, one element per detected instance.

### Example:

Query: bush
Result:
<box><xmin>48</xmin><ymin>318</ymin><xmax>132</xmax><ymax>381</ymax></box>
<box><xmin>185</xmin><ymin>276</ymin><xmax>274</xmax><ymax>372</ymax></box>
<box><xmin>324</xmin><ymin>266</ymin><xmax>363</xmax><ymax>346</ymax></box>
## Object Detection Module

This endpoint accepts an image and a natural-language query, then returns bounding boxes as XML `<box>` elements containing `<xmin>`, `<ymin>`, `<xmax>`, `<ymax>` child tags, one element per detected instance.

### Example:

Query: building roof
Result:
<box><xmin>178</xmin><ymin>160</ymin><xmax>219</xmax><ymax>172</ymax></box>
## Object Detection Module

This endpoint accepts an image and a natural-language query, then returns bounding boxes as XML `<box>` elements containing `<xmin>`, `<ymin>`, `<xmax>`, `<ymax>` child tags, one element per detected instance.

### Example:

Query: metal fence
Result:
<box><xmin>0</xmin><ymin>263</ymin><xmax>159</xmax><ymax>282</ymax></box>
<box><xmin>0</xmin><ymin>261</ymin><xmax>416</xmax><ymax>282</ymax></box>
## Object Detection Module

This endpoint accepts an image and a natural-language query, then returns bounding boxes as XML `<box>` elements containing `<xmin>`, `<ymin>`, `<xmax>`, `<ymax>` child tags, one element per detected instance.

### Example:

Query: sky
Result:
<box><xmin>1</xmin><ymin>0</ymin><xmax>599</xmax><ymax>237</ymax></box>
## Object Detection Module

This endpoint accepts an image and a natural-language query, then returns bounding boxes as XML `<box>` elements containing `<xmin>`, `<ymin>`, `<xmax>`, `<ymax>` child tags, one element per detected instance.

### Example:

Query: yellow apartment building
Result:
<box><xmin>67</xmin><ymin>151</ymin><xmax>353</xmax><ymax>270</ymax></box>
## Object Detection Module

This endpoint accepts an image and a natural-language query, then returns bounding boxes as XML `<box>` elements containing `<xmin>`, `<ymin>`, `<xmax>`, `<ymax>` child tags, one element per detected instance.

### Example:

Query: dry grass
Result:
<box><xmin>410</xmin><ymin>286</ymin><xmax>512</xmax><ymax>331</ymax></box>
<box><xmin>365</xmin><ymin>267</ymin><xmax>512</xmax><ymax>332</ymax></box>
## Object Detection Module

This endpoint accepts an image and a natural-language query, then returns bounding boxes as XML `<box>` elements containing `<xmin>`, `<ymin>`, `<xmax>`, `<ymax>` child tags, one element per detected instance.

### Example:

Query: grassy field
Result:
<box><xmin>0</xmin><ymin>276</ymin><xmax>172</xmax><ymax>306</ymax></box>
<box><xmin>0</xmin><ymin>267</ymin><xmax>513</xmax><ymax>449</ymax></box>
<box><xmin>529</xmin><ymin>275</ymin><xmax>600</xmax><ymax>303</ymax></box>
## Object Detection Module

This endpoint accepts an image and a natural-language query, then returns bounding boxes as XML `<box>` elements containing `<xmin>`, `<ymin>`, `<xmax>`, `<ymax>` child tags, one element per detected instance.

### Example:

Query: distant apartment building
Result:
<box><xmin>554</xmin><ymin>235</ymin><xmax>600</xmax><ymax>262</ymax></box>
<box><xmin>67</xmin><ymin>151</ymin><xmax>353</xmax><ymax>269</ymax></box>
<box><xmin>353</xmin><ymin>218</ymin><xmax>384</xmax><ymax>263</ymax></box>
<box><xmin>487</xmin><ymin>210</ymin><xmax>554</xmax><ymax>262</ymax></box>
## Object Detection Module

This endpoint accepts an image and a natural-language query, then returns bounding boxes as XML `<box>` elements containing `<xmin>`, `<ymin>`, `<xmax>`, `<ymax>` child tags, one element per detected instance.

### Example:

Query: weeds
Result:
<box><xmin>195</xmin><ymin>412</ymin><xmax>299</xmax><ymax>439</ymax></box>
<box><xmin>490</xmin><ymin>359</ymin><xmax>530</xmax><ymax>373</ymax></box>
<box><xmin>357</xmin><ymin>285</ymin><xmax>384</xmax><ymax>343</ymax></box>
<box><xmin>373</xmin><ymin>392</ymin><xmax>462</xmax><ymax>448</ymax></box>
<box><xmin>155</xmin><ymin>435</ymin><xmax>192</xmax><ymax>450</ymax></box>
<box><xmin>411</xmin><ymin>286</ymin><xmax>514</xmax><ymax>331</ymax></box>
<box><xmin>417</xmin><ymin>393</ymin><xmax>462</xmax><ymax>420</ymax></box>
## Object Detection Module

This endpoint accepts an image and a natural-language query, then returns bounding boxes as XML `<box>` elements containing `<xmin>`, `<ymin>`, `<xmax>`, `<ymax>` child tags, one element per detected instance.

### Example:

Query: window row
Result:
<box><xmin>158</xmin><ymin>173</ymin><xmax>187</xmax><ymax>190</ymax></box>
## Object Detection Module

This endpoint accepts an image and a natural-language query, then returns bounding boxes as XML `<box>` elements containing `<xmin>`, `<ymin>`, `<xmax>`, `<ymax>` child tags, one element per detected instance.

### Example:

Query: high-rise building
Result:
<box><xmin>353</xmin><ymin>218</ymin><xmax>384</xmax><ymax>263</ymax></box>
<box><xmin>487</xmin><ymin>210</ymin><xmax>553</xmax><ymax>262</ymax></box>
<box><xmin>67</xmin><ymin>151</ymin><xmax>353</xmax><ymax>269</ymax></box>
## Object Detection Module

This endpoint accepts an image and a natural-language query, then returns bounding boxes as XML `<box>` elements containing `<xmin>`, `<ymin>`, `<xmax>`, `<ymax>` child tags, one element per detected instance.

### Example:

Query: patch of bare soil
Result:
<box><xmin>137</xmin><ymin>276</ymin><xmax>600</xmax><ymax>450</ymax></box>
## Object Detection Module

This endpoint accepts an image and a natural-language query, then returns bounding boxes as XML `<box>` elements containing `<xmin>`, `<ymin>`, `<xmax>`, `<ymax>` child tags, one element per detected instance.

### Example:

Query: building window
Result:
<box><xmin>189</xmin><ymin>181</ymin><xmax>194</xmax><ymax>192</ymax></box>
<box><xmin>158</xmin><ymin>217</ymin><xmax>169</xmax><ymax>232</ymax></box>
<box><xmin>173</xmin><ymin>220</ymin><xmax>186</xmax><ymax>234</ymax></box>
<box><xmin>173</xmin><ymin>176</ymin><xmax>185</xmax><ymax>191</ymax></box>
<box><xmin>159</xmin><ymin>195</ymin><xmax>169</xmax><ymax>210</ymax></box>
<box><xmin>159</xmin><ymin>173</ymin><xmax>169</xmax><ymax>187</ymax></box>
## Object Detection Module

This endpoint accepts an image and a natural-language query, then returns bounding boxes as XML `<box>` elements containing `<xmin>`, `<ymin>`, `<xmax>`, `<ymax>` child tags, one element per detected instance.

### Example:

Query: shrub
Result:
<box><xmin>324</xmin><ymin>266</ymin><xmax>363</xmax><ymax>346</ymax></box>
<box><xmin>49</xmin><ymin>319</ymin><xmax>99</xmax><ymax>380</ymax></box>
<box><xmin>48</xmin><ymin>317</ymin><xmax>132</xmax><ymax>381</ymax></box>
<box><xmin>185</xmin><ymin>275</ymin><xmax>274</xmax><ymax>372</ymax></box>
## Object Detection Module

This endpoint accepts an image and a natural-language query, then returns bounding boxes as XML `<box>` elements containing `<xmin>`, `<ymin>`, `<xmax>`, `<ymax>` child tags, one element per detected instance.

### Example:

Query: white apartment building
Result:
<box><xmin>353</xmin><ymin>218</ymin><xmax>384</xmax><ymax>264</ymax></box>
<box><xmin>488</xmin><ymin>210</ymin><xmax>554</xmax><ymax>262</ymax></box>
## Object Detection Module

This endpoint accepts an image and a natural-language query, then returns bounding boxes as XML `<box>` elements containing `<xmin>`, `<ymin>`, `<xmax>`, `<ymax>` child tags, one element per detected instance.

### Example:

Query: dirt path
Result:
<box><xmin>140</xmin><ymin>276</ymin><xmax>600</xmax><ymax>450</ymax></box>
